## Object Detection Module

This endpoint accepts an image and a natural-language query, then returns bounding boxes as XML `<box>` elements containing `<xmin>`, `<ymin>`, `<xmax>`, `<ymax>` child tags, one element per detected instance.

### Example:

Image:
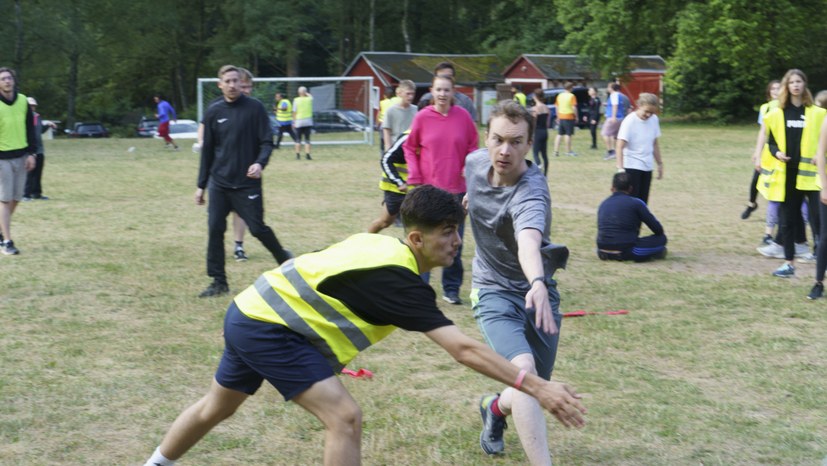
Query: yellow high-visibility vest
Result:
<box><xmin>275</xmin><ymin>99</ymin><xmax>292</xmax><ymax>122</ymax></box>
<box><xmin>0</xmin><ymin>93</ymin><xmax>29</xmax><ymax>152</ymax></box>
<box><xmin>758</xmin><ymin>104</ymin><xmax>826</xmax><ymax>201</ymax></box>
<box><xmin>234</xmin><ymin>233</ymin><xmax>419</xmax><ymax>370</ymax></box>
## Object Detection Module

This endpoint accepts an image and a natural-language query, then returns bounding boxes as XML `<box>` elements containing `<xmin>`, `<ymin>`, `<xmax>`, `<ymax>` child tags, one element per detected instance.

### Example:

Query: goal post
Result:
<box><xmin>197</xmin><ymin>76</ymin><xmax>375</xmax><ymax>146</ymax></box>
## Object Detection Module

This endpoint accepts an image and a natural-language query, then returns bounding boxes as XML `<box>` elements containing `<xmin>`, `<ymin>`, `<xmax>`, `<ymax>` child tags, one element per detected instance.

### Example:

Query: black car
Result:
<box><xmin>136</xmin><ymin>116</ymin><xmax>160</xmax><ymax>137</ymax></box>
<box><xmin>66</xmin><ymin>122</ymin><xmax>110</xmax><ymax>138</ymax></box>
<box><xmin>529</xmin><ymin>86</ymin><xmax>592</xmax><ymax>129</ymax></box>
<box><xmin>312</xmin><ymin>109</ymin><xmax>369</xmax><ymax>133</ymax></box>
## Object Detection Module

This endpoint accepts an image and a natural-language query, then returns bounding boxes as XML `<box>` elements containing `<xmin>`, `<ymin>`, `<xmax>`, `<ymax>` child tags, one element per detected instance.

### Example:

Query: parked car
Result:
<box><xmin>66</xmin><ymin>122</ymin><xmax>110</xmax><ymax>138</ymax></box>
<box><xmin>312</xmin><ymin>109</ymin><xmax>369</xmax><ymax>133</ymax></box>
<box><xmin>153</xmin><ymin>119</ymin><xmax>199</xmax><ymax>140</ymax></box>
<box><xmin>136</xmin><ymin>116</ymin><xmax>159</xmax><ymax>137</ymax></box>
<box><xmin>529</xmin><ymin>86</ymin><xmax>591</xmax><ymax>129</ymax></box>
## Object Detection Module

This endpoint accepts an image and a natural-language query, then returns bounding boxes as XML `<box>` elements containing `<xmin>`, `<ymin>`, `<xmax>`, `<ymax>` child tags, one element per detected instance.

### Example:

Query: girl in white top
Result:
<box><xmin>616</xmin><ymin>93</ymin><xmax>663</xmax><ymax>204</ymax></box>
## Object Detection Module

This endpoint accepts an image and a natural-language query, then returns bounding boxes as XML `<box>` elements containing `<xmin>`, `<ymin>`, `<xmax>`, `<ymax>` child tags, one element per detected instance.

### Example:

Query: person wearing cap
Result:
<box><xmin>0</xmin><ymin>66</ymin><xmax>36</xmax><ymax>256</ymax></box>
<box><xmin>23</xmin><ymin>96</ymin><xmax>57</xmax><ymax>201</ymax></box>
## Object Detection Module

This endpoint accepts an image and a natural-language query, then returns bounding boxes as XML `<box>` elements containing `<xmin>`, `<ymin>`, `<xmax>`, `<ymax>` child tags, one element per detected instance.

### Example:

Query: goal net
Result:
<box><xmin>197</xmin><ymin>76</ymin><xmax>375</xmax><ymax>145</ymax></box>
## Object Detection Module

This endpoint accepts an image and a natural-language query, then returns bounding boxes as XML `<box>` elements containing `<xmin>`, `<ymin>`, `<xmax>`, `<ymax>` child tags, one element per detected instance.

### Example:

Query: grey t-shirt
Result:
<box><xmin>381</xmin><ymin>104</ymin><xmax>418</xmax><ymax>142</ymax></box>
<box><xmin>465</xmin><ymin>148</ymin><xmax>552</xmax><ymax>291</ymax></box>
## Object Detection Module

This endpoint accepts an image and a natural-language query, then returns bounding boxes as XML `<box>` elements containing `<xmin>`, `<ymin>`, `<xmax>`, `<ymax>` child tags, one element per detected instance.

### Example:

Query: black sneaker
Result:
<box><xmin>305</xmin><ymin>154</ymin><xmax>312</xmax><ymax>160</ymax></box>
<box><xmin>442</xmin><ymin>292</ymin><xmax>462</xmax><ymax>305</ymax></box>
<box><xmin>741</xmin><ymin>203</ymin><xmax>758</xmax><ymax>220</ymax></box>
<box><xmin>479</xmin><ymin>394</ymin><xmax>507</xmax><ymax>455</ymax></box>
<box><xmin>234</xmin><ymin>248</ymin><xmax>248</xmax><ymax>262</ymax></box>
<box><xmin>296</xmin><ymin>153</ymin><xmax>301</xmax><ymax>160</ymax></box>
<box><xmin>198</xmin><ymin>281</ymin><xmax>229</xmax><ymax>298</ymax></box>
<box><xmin>1</xmin><ymin>240</ymin><xmax>20</xmax><ymax>255</ymax></box>
<box><xmin>807</xmin><ymin>283</ymin><xmax>824</xmax><ymax>300</ymax></box>
<box><xmin>36</xmin><ymin>195</ymin><xmax>49</xmax><ymax>200</ymax></box>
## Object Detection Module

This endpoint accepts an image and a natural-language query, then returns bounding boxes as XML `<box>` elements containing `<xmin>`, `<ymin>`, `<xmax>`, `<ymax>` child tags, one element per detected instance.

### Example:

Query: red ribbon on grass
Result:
<box><xmin>341</xmin><ymin>368</ymin><xmax>374</xmax><ymax>379</ymax></box>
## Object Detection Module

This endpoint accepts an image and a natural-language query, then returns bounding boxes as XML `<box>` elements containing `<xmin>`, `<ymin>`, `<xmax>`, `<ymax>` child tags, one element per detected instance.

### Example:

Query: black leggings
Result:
<box><xmin>780</xmin><ymin>189</ymin><xmax>819</xmax><ymax>260</ymax></box>
<box><xmin>533</xmin><ymin>129</ymin><xmax>548</xmax><ymax>175</ymax></box>
<box><xmin>626</xmin><ymin>169</ymin><xmax>652</xmax><ymax>204</ymax></box>
<box><xmin>749</xmin><ymin>169</ymin><xmax>760</xmax><ymax>204</ymax></box>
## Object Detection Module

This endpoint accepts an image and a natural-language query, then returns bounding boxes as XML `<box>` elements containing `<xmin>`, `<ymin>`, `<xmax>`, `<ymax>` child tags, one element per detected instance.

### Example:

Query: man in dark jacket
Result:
<box><xmin>195</xmin><ymin>65</ymin><xmax>291</xmax><ymax>297</ymax></box>
<box><xmin>596</xmin><ymin>172</ymin><xmax>667</xmax><ymax>262</ymax></box>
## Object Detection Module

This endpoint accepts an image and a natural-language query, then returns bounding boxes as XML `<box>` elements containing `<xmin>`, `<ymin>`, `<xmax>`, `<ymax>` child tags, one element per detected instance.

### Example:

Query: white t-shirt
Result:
<box><xmin>618</xmin><ymin>113</ymin><xmax>661</xmax><ymax>171</ymax></box>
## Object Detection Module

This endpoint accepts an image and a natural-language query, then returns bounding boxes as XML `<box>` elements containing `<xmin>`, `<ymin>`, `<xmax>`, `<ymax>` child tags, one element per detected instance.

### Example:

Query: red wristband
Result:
<box><xmin>513</xmin><ymin>369</ymin><xmax>527</xmax><ymax>390</ymax></box>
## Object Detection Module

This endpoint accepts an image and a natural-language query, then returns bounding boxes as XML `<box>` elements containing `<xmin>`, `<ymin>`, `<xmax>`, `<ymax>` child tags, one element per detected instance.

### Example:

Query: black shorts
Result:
<box><xmin>215</xmin><ymin>302</ymin><xmax>335</xmax><ymax>400</ymax></box>
<box><xmin>383</xmin><ymin>191</ymin><xmax>406</xmax><ymax>216</ymax></box>
<box><xmin>558</xmin><ymin>119</ymin><xmax>575</xmax><ymax>136</ymax></box>
<box><xmin>296</xmin><ymin>126</ymin><xmax>312</xmax><ymax>143</ymax></box>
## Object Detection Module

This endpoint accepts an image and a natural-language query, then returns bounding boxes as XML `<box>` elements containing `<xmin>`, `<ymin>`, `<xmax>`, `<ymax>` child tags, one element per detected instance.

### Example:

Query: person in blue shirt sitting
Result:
<box><xmin>596</xmin><ymin>172</ymin><xmax>667</xmax><ymax>262</ymax></box>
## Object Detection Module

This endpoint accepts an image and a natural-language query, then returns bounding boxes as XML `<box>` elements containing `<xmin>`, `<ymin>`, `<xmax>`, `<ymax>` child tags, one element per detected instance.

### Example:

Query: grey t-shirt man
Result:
<box><xmin>465</xmin><ymin>148</ymin><xmax>553</xmax><ymax>291</ymax></box>
<box><xmin>381</xmin><ymin>104</ymin><xmax>418</xmax><ymax>142</ymax></box>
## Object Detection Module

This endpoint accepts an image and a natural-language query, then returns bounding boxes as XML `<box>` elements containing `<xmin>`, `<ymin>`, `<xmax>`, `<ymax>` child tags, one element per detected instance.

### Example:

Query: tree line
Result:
<box><xmin>2</xmin><ymin>0</ymin><xmax>826</xmax><ymax>131</ymax></box>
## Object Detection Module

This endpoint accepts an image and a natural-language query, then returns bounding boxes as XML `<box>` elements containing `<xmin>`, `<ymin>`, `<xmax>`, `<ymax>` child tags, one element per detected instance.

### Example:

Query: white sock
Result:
<box><xmin>144</xmin><ymin>446</ymin><xmax>175</xmax><ymax>466</ymax></box>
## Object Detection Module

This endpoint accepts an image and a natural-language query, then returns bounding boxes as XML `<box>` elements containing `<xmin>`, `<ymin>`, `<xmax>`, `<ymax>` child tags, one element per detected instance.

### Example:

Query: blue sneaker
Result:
<box><xmin>772</xmin><ymin>263</ymin><xmax>795</xmax><ymax>278</ymax></box>
<box><xmin>479</xmin><ymin>394</ymin><xmax>507</xmax><ymax>455</ymax></box>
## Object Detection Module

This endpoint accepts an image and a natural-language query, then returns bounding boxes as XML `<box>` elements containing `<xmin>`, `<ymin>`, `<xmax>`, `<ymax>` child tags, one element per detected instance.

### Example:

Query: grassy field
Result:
<box><xmin>1</xmin><ymin>125</ymin><xmax>825</xmax><ymax>465</ymax></box>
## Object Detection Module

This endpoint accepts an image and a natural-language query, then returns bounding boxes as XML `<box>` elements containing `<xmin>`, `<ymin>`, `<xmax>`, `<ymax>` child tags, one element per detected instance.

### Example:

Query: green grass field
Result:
<box><xmin>1</xmin><ymin>126</ymin><xmax>826</xmax><ymax>465</ymax></box>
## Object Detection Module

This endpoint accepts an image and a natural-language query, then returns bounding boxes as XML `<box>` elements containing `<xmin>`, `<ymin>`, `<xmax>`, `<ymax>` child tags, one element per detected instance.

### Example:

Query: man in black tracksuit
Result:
<box><xmin>195</xmin><ymin>65</ymin><xmax>291</xmax><ymax>297</ymax></box>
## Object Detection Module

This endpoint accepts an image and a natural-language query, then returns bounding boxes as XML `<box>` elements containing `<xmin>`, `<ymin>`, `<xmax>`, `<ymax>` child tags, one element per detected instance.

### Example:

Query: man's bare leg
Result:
<box><xmin>157</xmin><ymin>379</ymin><xmax>249</xmax><ymax>461</ymax></box>
<box><xmin>496</xmin><ymin>353</ymin><xmax>552</xmax><ymax>466</ymax></box>
<box><xmin>292</xmin><ymin>375</ymin><xmax>362</xmax><ymax>466</ymax></box>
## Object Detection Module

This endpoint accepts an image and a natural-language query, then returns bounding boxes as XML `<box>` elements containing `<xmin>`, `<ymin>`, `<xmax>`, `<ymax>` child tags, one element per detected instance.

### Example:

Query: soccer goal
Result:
<box><xmin>197</xmin><ymin>76</ymin><xmax>375</xmax><ymax>146</ymax></box>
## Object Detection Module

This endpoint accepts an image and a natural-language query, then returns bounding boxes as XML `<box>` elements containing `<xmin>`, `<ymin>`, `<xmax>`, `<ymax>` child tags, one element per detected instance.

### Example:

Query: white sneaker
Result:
<box><xmin>795</xmin><ymin>242</ymin><xmax>810</xmax><ymax>257</ymax></box>
<box><xmin>798</xmin><ymin>252</ymin><xmax>816</xmax><ymax>264</ymax></box>
<box><xmin>757</xmin><ymin>242</ymin><xmax>784</xmax><ymax>259</ymax></box>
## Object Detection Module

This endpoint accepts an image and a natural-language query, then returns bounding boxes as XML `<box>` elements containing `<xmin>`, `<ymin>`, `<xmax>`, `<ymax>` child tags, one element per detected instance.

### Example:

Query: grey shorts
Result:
<box><xmin>601</xmin><ymin>117</ymin><xmax>623</xmax><ymax>138</ymax></box>
<box><xmin>471</xmin><ymin>285</ymin><xmax>562</xmax><ymax>379</ymax></box>
<box><xmin>0</xmin><ymin>156</ymin><xmax>27</xmax><ymax>202</ymax></box>
<box><xmin>557</xmin><ymin>119</ymin><xmax>575</xmax><ymax>136</ymax></box>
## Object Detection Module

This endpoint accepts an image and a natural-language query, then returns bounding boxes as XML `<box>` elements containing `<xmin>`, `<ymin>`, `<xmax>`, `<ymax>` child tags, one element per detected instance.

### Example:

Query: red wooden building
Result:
<box><xmin>502</xmin><ymin>54</ymin><xmax>667</xmax><ymax>105</ymax></box>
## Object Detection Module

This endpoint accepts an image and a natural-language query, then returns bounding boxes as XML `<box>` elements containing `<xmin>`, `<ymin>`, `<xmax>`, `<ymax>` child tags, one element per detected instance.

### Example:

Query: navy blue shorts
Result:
<box><xmin>215</xmin><ymin>302</ymin><xmax>335</xmax><ymax>400</ymax></box>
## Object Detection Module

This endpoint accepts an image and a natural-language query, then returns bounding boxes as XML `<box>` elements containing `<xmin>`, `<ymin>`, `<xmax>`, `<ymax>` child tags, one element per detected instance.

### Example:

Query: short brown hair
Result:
<box><xmin>487</xmin><ymin>100</ymin><xmax>535</xmax><ymax>143</ymax></box>
<box><xmin>217</xmin><ymin>65</ymin><xmax>239</xmax><ymax>79</ymax></box>
<box><xmin>398</xmin><ymin>79</ymin><xmax>415</xmax><ymax>92</ymax></box>
<box><xmin>0</xmin><ymin>67</ymin><xmax>16</xmax><ymax>81</ymax></box>
<box><xmin>237</xmin><ymin>67</ymin><xmax>254</xmax><ymax>83</ymax></box>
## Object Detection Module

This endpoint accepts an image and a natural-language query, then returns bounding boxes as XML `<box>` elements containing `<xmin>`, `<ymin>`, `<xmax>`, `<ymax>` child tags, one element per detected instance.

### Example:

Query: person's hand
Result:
<box><xmin>609</xmin><ymin>117</ymin><xmax>617</xmax><ymax>123</ymax></box>
<box><xmin>591</xmin><ymin>119</ymin><xmax>596</xmax><ymax>125</ymax></box>
<box><xmin>656</xmin><ymin>163</ymin><xmax>664</xmax><ymax>180</ymax></box>
<box><xmin>776</xmin><ymin>151</ymin><xmax>790</xmax><ymax>162</ymax></box>
<box><xmin>194</xmin><ymin>188</ymin><xmax>205</xmax><ymax>205</ymax></box>
<box><xmin>462</xmin><ymin>193</ymin><xmax>469</xmax><ymax>212</ymax></box>
<box><xmin>534</xmin><ymin>380</ymin><xmax>587</xmax><ymax>428</ymax></box>
<box><xmin>247</xmin><ymin>163</ymin><xmax>262</xmax><ymax>179</ymax></box>
<box><xmin>397</xmin><ymin>183</ymin><xmax>409</xmax><ymax>193</ymax></box>
<box><xmin>25</xmin><ymin>154</ymin><xmax>36</xmax><ymax>171</ymax></box>
<box><xmin>526</xmin><ymin>280</ymin><xmax>557</xmax><ymax>335</ymax></box>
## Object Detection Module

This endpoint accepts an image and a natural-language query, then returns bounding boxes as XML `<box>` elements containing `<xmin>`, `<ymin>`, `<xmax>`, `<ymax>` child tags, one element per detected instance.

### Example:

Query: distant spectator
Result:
<box><xmin>597</xmin><ymin>172</ymin><xmax>667</xmax><ymax>262</ymax></box>
<box><xmin>377</xmin><ymin>86</ymin><xmax>400</xmax><ymax>154</ymax></box>
<box><xmin>0</xmin><ymin>66</ymin><xmax>36</xmax><ymax>256</ymax></box>
<box><xmin>616</xmin><ymin>92</ymin><xmax>663</xmax><ymax>204</ymax></box>
<box><xmin>273</xmin><ymin>92</ymin><xmax>297</xmax><ymax>150</ymax></box>
<box><xmin>512</xmin><ymin>85</ymin><xmax>527</xmax><ymax>107</ymax></box>
<box><xmin>601</xmin><ymin>83</ymin><xmax>628</xmax><ymax>160</ymax></box>
<box><xmin>585</xmin><ymin>87</ymin><xmax>601</xmax><ymax>150</ymax></box>
<box><xmin>553</xmin><ymin>81</ymin><xmax>578</xmax><ymax>157</ymax></box>
<box><xmin>531</xmin><ymin>88</ymin><xmax>551</xmax><ymax>175</ymax></box>
<box><xmin>382</xmin><ymin>79</ymin><xmax>417</xmax><ymax>149</ymax></box>
<box><xmin>292</xmin><ymin>86</ymin><xmax>313</xmax><ymax>160</ymax></box>
<box><xmin>154</xmin><ymin>94</ymin><xmax>178</xmax><ymax>150</ymax></box>
<box><xmin>23</xmin><ymin>96</ymin><xmax>56</xmax><ymax>201</ymax></box>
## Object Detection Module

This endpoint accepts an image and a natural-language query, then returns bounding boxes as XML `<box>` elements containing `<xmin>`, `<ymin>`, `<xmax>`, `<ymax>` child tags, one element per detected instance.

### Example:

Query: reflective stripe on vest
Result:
<box><xmin>0</xmin><ymin>93</ymin><xmax>29</xmax><ymax>152</ymax></box>
<box><xmin>235</xmin><ymin>234</ymin><xmax>418</xmax><ymax>369</ymax></box>
<box><xmin>276</xmin><ymin>99</ymin><xmax>292</xmax><ymax>122</ymax></box>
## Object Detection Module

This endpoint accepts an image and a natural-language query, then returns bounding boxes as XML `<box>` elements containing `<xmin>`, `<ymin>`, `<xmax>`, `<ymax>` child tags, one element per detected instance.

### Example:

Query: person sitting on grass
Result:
<box><xmin>596</xmin><ymin>172</ymin><xmax>667</xmax><ymax>262</ymax></box>
<box><xmin>143</xmin><ymin>185</ymin><xmax>586</xmax><ymax>466</ymax></box>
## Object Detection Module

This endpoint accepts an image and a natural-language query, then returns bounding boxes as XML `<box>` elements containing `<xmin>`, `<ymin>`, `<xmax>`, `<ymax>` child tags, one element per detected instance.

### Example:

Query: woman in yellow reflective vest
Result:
<box><xmin>761</xmin><ymin>69</ymin><xmax>826</xmax><ymax>278</ymax></box>
<box><xmin>745</xmin><ymin>81</ymin><xmax>780</xmax><ymax>245</ymax></box>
